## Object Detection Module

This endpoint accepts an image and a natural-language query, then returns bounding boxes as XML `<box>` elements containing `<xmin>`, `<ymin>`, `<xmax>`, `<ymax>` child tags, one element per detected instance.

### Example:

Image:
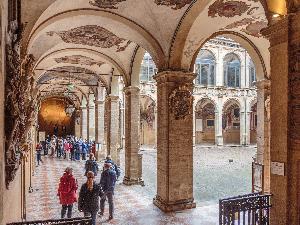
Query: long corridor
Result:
<box><xmin>26</xmin><ymin>156</ymin><xmax>219</xmax><ymax>225</ymax></box>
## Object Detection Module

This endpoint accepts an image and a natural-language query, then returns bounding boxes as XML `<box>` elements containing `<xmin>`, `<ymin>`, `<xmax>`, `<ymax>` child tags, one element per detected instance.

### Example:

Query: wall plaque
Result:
<box><xmin>271</xmin><ymin>162</ymin><xmax>285</xmax><ymax>176</ymax></box>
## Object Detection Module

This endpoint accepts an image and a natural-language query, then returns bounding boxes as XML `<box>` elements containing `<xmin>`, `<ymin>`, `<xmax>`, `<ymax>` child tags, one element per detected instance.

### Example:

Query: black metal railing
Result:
<box><xmin>7</xmin><ymin>217</ymin><xmax>92</xmax><ymax>225</ymax></box>
<box><xmin>219</xmin><ymin>193</ymin><xmax>272</xmax><ymax>225</ymax></box>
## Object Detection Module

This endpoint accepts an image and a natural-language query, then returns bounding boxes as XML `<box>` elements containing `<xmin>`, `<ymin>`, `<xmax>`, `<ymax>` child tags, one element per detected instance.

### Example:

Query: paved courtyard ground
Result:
<box><xmin>26</xmin><ymin>145</ymin><xmax>256</xmax><ymax>225</ymax></box>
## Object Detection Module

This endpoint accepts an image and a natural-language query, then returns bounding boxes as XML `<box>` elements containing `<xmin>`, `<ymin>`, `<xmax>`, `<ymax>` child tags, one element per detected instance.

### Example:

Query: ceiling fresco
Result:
<box><xmin>54</xmin><ymin>55</ymin><xmax>105</xmax><ymax>67</ymax></box>
<box><xmin>47</xmin><ymin>25</ymin><xmax>132</xmax><ymax>52</ymax></box>
<box><xmin>154</xmin><ymin>0</ymin><xmax>193</xmax><ymax>9</ymax></box>
<box><xmin>208</xmin><ymin>0</ymin><xmax>251</xmax><ymax>18</ymax></box>
<box><xmin>89</xmin><ymin>0</ymin><xmax>126</xmax><ymax>9</ymax></box>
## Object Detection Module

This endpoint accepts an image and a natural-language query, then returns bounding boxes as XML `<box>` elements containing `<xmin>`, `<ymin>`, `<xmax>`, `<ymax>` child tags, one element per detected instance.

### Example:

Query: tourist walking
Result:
<box><xmin>64</xmin><ymin>139</ymin><xmax>71</xmax><ymax>160</ymax></box>
<box><xmin>50</xmin><ymin>136</ymin><xmax>56</xmax><ymax>156</ymax></box>
<box><xmin>78</xmin><ymin>171</ymin><xmax>103</xmax><ymax>225</ymax></box>
<box><xmin>85</xmin><ymin>153</ymin><xmax>99</xmax><ymax>176</ymax></box>
<box><xmin>57</xmin><ymin>167</ymin><xmax>78</xmax><ymax>219</ymax></box>
<box><xmin>36</xmin><ymin>141</ymin><xmax>43</xmax><ymax>166</ymax></box>
<box><xmin>105</xmin><ymin>155</ymin><xmax>120</xmax><ymax>180</ymax></box>
<box><xmin>82</xmin><ymin>140</ymin><xmax>88</xmax><ymax>160</ymax></box>
<box><xmin>99</xmin><ymin>163</ymin><xmax>117</xmax><ymax>220</ymax></box>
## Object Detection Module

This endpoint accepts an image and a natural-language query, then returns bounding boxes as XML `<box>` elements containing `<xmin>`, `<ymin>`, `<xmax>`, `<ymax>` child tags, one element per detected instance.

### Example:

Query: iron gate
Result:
<box><xmin>7</xmin><ymin>217</ymin><xmax>92</xmax><ymax>225</ymax></box>
<box><xmin>219</xmin><ymin>193</ymin><xmax>272</xmax><ymax>225</ymax></box>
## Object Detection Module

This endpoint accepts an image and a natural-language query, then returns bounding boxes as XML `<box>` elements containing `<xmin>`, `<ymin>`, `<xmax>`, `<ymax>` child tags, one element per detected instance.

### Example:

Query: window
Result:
<box><xmin>224</xmin><ymin>53</ymin><xmax>241</xmax><ymax>88</ymax></box>
<box><xmin>206</xmin><ymin>119</ymin><xmax>215</xmax><ymax>127</ymax></box>
<box><xmin>249</xmin><ymin>60</ymin><xmax>256</xmax><ymax>87</ymax></box>
<box><xmin>195</xmin><ymin>50</ymin><xmax>216</xmax><ymax>86</ymax></box>
<box><xmin>140</xmin><ymin>52</ymin><xmax>157</xmax><ymax>82</ymax></box>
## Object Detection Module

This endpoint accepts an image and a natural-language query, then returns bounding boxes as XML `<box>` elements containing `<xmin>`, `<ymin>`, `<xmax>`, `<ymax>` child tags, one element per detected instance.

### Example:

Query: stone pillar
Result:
<box><xmin>86</xmin><ymin>105</ymin><xmax>90</xmax><ymax>140</ymax></box>
<box><xmin>255</xmin><ymin>79</ymin><xmax>270</xmax><ymax>193</ymax></box>
<box><xmin>95</xmin><ymin>100</ymin><xmax>106</xmax><ymax>159</ymax></box>
<box><xmin>215</xmin><ymin>96</ymin><xmax>223</xmax><ymax>145</ymax></box>
<box><xmin>75</xmin><ymin>118</ymin><xmax>81</xmax><ymax>138</ymax></box>
<box><xmin>81</xmin><ymin>106</ymin><xmax>88</xmax><ymax>139</ymax></box>
<box><xmin>153</xmin><ymin>71</ymin><xmax>196</xmax><ymax>212</ymax></box>
<box><xmin>88</xmin><ymin>104</ymin><xmax>95</xmax><ymax>141</ymax></box>
<box><xmin>193</xmin><ymin>108</ymin><xmax>196</xmax><ymax>146</ymax></box>
<box><xmin>105</xmin><ymin>95</ymin><xmax>120</xmax><ymax>164</ymax></box>
<box><xmin>123</xmin><ymin>86</ymin><xmax>143</xmax><ymax>185</ymax></box>
<box><xmin>240</xmin><ymin>97</ymin><xmax>249</xmax><ymax>146</ymax></box>
<box><xmin>262</xmin><ymin>11</ymin><xmax>300</xmax><ymax>224</ymax></box>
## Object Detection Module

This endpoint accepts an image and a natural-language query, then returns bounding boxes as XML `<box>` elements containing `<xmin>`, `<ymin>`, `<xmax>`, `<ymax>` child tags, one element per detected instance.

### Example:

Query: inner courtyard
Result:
<box><xmin>0</xmin><ymin>0</ymin><xmax>299</xmax><ymax>225</ymax></box>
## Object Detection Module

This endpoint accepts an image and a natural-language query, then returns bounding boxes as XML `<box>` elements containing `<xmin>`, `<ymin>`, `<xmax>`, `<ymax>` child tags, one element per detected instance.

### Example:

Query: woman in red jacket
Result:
<box><xmin>57</xmin><ymin>167</ymin><xmax>78</xmax><ymax>218</ymax></box>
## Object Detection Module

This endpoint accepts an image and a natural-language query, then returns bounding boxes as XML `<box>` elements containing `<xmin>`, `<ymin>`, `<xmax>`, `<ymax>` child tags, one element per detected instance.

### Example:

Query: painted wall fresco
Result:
<box><xmin>89</xmin><ymin>0</ymin><xmax>126</xmax><ymax>9</ymax></box>
<box><xmin>38</xmin><ymin>98</ymin><xmax>75</xmax><ymax>137</ymax></box>
<box><xmin>54</xmin><ymin>55</ymin><xmax>105</xmax><ymax>67</ymax></box>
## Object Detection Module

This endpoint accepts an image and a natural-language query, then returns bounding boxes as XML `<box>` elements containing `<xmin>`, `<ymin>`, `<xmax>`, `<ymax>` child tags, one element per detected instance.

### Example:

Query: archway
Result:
<box><xmin>140</xmin><ymin>96</ymin><xmax>156</xmax><ymax>147</ymax></box>
<box><xmin>222</xmin><ymin>100</ymin><xmax>241</xmax><ymax>145</ymax></box>
<box><xmin>195</xmin><ymin>98</ymin><xmax>216</xmax><ymax>145</ymax></box>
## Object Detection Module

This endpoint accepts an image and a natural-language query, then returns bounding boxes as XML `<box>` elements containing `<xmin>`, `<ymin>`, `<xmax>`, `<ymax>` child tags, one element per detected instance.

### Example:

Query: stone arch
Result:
<box><xmin>140</xmin><ymin>95</ymin><xmax>156</xmax><ymax>147</ymax></box>
<box><xmin>222</xmin><ymin>98</ymin><xmax>241</xmax><ymax>145</ymax></box>
<box><xmin>195</xmin><ymin>98</ymin><xmax>217</xmax><ymax>145</ymax></box>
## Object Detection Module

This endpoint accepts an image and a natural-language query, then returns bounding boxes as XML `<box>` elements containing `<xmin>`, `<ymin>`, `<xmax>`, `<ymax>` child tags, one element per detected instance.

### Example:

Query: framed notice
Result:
<box><xmin>252</xmin><ymin>162</ymin><xmax>264</xmax><ymax>193</ymax></box>
<box><xmin>195</xmin><ymin>119</ymin><xmax>203</xmax><ymax>132</ymax></box>
<box><xmin>39</xmin><ymin>131</ymin><xmax>45</xmax><ymax>142</ymax></box>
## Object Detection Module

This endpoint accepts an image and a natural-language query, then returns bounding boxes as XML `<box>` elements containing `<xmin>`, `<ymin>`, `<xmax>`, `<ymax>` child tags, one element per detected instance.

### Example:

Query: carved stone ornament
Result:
<box><xmin>169</xmin><ymin>85</ymin><xmax>193</xmax><ymax>120</ymax></box>
<box><xmin>54</xmin><ymin>55</ymin><xmax>105</xmax><ymax>67</ymax></box>
<box><xmin>47</xmin><ymin>25</ymin><xmax>131</xmax><ymax>52</ymax></box>
<box><xmin>5</xmin><ymin>21</ymin><xmax>40</xmax><ymax>188</ymax></box>
<box><xmin>154</xmin><ymin>0</ymin><xmax>193</xmax><ymax>10</ymax></box>
<box><xmin>208</xmin><ymin>0</ymin><xmax>250</xmax><ymax>18</ymax></box>
<box><xmin>89</xmin><ymin>0</ymin><xmax>126</xmax><ymax>9</ymax></box>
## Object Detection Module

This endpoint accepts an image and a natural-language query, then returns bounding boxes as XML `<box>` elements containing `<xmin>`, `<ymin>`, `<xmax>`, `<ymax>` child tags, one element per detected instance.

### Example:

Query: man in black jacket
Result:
<box><xmin>99</xmin><ymin>163</ymin><xmax>116</xmax><ymax>220</ymax></box>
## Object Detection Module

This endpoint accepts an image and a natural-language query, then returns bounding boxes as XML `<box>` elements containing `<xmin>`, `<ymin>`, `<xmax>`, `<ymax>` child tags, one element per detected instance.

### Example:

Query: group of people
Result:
<box><xmin>57</xmin><ymin>155</ymin><xmax>120</xmax><ymax>224</ymax></box>
<box><xmin>36</xmin><ymin>135</ymin><xmax>96</xmax><ymax>165</ymax></box>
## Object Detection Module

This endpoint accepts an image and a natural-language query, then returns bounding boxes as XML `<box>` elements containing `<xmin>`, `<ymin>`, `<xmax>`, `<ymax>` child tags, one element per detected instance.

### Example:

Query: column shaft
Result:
<box><xmin>81</xmin><ymin>107</ymin><xmax>88</xmax><ymax>140</ymax></box>
<box><xmin>123</xmin><ymin>86</ymin><xmax>143</xmax><ymax>185</ymax></box>
<box><xmin>153</xmin><ymin>71</ymin><xmax>196</xmax><ymax>212</ymax></box>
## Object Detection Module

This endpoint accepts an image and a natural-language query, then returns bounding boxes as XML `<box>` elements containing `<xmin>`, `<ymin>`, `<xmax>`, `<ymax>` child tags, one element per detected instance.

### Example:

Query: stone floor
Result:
<box><xmin>26</xmin><ymin>145</ymin><xmax>256</xmax><ymax>225</ymax></box>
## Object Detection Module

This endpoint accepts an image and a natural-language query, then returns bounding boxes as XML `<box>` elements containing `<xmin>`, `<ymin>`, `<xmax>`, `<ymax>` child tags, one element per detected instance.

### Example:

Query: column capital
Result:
<box><xmin>154</xmin><ymin>70</ymin><xmax>196</xmax><ymax>84</ymax></box>
<box><xmin>254</xmin><ymin>79</ymin><xmax>270</xmax><ymax>92</ymax></box>
<box><xmin>261</xmin><ymin>18</ymin><xmax>289</xmax><ymax>46</ymax></box>
<box><xmin>80</xmin><ymin>106</ymin><xmax>87</xmax><ymax>110</ymax></box>
<box><xmin>123</xmin><ymin>86</ymin><xmax>140</xmax><ymax>95</ymax></box>
<box><xmin>94</xmin><ymin>100</ymin><xmax>105</xmax><ymax>105</ymax></box>
<box><xmin>106</xmin><ymin>95</ymin><xmax>119</xmax><ymax>102</ymax></box>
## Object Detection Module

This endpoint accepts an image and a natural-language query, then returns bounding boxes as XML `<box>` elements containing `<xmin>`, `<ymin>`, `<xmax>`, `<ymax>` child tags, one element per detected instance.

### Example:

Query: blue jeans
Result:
<box><xmin>100</xmin><ymin>192</ymin><xmax>114</xmax><ymax>217</ymax></box>
<box><xmin>84</xmin><ymin>211</ymin><xmax>97</xmax><ymax>225</ymax></box>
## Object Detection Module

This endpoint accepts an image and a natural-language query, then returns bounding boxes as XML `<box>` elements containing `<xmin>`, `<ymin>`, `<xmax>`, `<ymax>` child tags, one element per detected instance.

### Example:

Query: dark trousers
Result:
<box><xmin>71</xmin><ymin>151</ymin><xmax>75</xmax><ymax>160</ymax></box>
<box><xmin>82</xmin><ymin>153</ymin><xmax>86</xmax><ymax>160</ymax></box>
<box><xmin>84</xmin><ymin>211</ymin><xmax>97</xmax><ymax>225</ymax></box>
<box><xmin>37</xmin><ymin>153</ymin><xmax>42</xmax><ymax>165</ymax></box>
<box><xmin>100</xmin><ymin>192</ymin><xmax>114</xmax><ymax>217</ymax></box>
<box><xmin>61</xmin><ymin>204</ymin><xmax>73</xmax><ymax>218</ymax></box>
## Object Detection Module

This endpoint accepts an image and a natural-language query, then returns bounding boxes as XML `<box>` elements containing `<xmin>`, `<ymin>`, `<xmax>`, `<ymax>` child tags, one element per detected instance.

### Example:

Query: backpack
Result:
<box><xmin>59</xmin><ymin>175</ymin><xmax>72</xmax><ymax>194</ymax></box>
<box><xmin>86</xmin><ymin>160</ymin><xmax>97</xmax><ymax>174</ymax></box>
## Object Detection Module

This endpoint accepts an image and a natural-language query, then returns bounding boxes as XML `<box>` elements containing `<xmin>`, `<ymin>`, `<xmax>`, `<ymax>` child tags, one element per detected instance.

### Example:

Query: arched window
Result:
<box><xmin>195</xmin><ymin>50</ymin><xmax>216</xmax><ymax>86</ymax></box>
<box><xmin>140</xmin><ymin>52</ymin><xmax>157</xmax><ymax>82</ymax></box>
<box><xmin>224</xmin><ymin>53</ymin><xmax>241</xmax><ymax>88</ymax></box>
<box><xmin>249</xmin><ymin>59</ymin><xmax>256</xmax><ymax>87</ymax></box>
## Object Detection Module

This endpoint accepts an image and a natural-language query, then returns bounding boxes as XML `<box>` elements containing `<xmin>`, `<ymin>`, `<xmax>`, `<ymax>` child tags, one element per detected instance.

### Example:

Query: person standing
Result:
<box><xmin>50</xmin><ymin>136</ymin><xmax>57</xmax><ymax>157</ymax></box>
<box><xmin>57</xmin><ymin>167</ymin><xmax>78</xmax><ymax>219</ymax></box>
<box><xmin>64</xmin><ymin>139</ymin><xmax>71</xmax><ymax>160</ymax></box>
<box><xmin>82</xmin><ymin>140</ymin><xmax>88</xmax><ymax>160</ymax></box>
<box><xmin>99</xmin><ymin>163</ymin><xmax>117</xmax><ymax>220</ymax></box>
<box><xmin>78</xmin><ymin>171</ymin><xmax>102</xmax><ymax>225</ymax></box>
<box><xmin>105</xmin><ymin>155</ymin><xmax>120</xmax><ymax>180</ymax></box>
<box><xmin>85</xmin><ymin>153</ymin><xmax>99</xmax><ymax>176</ymax></box>
<box><xmin>36</xmin><ymin>141</ymin><xmax>43</xmax><ymax>166</ymax></box>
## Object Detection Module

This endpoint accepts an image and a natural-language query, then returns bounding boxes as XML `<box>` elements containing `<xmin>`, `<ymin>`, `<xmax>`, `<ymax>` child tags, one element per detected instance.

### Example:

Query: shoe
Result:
<box><xmin>108</xmin><ymin>216</ymin><xmax>113</xmax><ymax>220</ymax></box>
<box><xmin>97</xmin><ymin>212</ymin><xmax>103</xmax><ymax>217</ymax></box>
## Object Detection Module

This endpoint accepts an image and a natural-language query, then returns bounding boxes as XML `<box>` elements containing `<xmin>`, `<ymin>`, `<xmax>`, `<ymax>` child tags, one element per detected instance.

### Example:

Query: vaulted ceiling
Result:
<box><xmin>21</xmin><ymin>0</ymin><xmax>289</xmax><ymax>106</ymax></box>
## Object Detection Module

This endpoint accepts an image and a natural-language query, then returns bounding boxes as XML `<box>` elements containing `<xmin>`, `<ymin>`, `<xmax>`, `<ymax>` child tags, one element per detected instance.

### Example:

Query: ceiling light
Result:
<box><xmin>273</xmin><ymin>14</ymin><xmax>280</xmax><ymax>18</ymax></box>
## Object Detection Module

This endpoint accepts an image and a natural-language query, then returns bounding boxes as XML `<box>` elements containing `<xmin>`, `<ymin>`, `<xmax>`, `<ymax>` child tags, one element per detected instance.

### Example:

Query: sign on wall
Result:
<box><xmin>196</xmin><ymin>119</ymin><xmax>203</xmax><ymax>132</ymax></box>
<box><xmin>39</xmin><ymin>131</ymin><xmax>46</xmax><ymax>142</ymax></box>
<box><xmin>271</xmin><ymin>162</ymin><xmax>285</xmax><ymax>176</ymax></box>
<box><xmin>252</xmin><ymin>162</ymin><xmax>264</xmax><ymax>193</ymax></box>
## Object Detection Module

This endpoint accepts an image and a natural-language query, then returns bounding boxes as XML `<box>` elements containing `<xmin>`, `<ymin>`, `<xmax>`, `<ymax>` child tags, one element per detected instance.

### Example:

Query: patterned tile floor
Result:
<box><xmin>26</xmin><ymin>157</ymin><xmax>220</xmax><ymax>225</ymax></box>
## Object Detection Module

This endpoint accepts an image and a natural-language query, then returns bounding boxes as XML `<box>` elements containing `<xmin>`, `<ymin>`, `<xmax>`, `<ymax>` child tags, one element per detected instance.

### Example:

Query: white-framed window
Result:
<box><xmin>140</xmin><ymin>52</ymin><xmax>157</xmax><ymax>82</ymax></box>
<box><xmin>195</xmin><ymin>50</ymin><xmax>216</xmax><ymax>86</ymax></box>
<box><xmin>224</xmin><ymin>53</ymin><xmax>241</xmax><ymax>88</ymax></box>
<box><xmin>249</xmin><ymin>59</ymin><xmax>256</xmax><ymax>87</ymax></box>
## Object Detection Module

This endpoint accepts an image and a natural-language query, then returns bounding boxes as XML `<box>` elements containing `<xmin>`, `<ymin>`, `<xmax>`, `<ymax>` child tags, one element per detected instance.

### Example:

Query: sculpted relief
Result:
<box><xmin>47</xmin><ymin>25</ymin><xmax>131</xmax><ymax>52</ymax></box>
<box><xmin>89</xmin><ymin>0</ymin><xmax>126</xmax><ymax>9</ymax></box>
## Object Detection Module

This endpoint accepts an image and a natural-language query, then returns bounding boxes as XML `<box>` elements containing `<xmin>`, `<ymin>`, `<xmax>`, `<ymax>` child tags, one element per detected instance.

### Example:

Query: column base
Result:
<box><xmin>153</xmin><ymin>195</ymin><xmax>196</xmax><ymax>212</ymax></box>
<box><xmin>123</xmin><ymin>176</ymin><xmax>144</xmax><ymax>186</ymax></box>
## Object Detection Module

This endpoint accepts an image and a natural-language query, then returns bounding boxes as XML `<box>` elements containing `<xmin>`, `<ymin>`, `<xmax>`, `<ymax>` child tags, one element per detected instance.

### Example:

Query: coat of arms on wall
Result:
<box><xmin>89</xmin><ymin>0</ymin><xmax>126</xmax><ymax>9</ymax></box>
<box><xmin>154</xmin><ymin>0</ymin><xmax>193</xmax><ymax>10</ymax></box>
<box><xmin>169</xmin><ymin>85</ymin><xmax>193</xmax><ymax>120</ymax></box>
<box><xmin>47</xmin><ymin>25</ymin><xmax>131</xmax><ymax>52</ymax></box>
<box><xmin>208</xmin><ymin>0</ymin><xmax>250</xmax><ymax>18</ymax></box>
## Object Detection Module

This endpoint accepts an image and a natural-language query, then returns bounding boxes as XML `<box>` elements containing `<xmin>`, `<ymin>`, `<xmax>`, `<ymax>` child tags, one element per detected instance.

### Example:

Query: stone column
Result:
<box><xmin>123</xmin><ymin>86</ymin><xmax>143</xmax><ymax>185</ymax></box>
<box><xmin>86</xmin><ymin>105</ymin><xmax>90</xmax><ymax>140</ymax></box>
<box><xmin>105</xmin><ymin>95</ymin><xmax>120</xmax><ymax>164</ymax></box>
<box><xmin>215</xmin><ymin>96</ymin><xmax>223</xmax><ymax>145</ymax></box>
<box><xmin>94</xmin><ymin>100</ymin><xmax>106</xmax><ymax>159</ymax></box>
<box><xmin>81</xmin><ymin>106</ymin><xmax>88</xmax><ymax>139</ymax></box>
<box><xmin>88</xmin><ymin>104</ymin><xmax>95</xmax><ymax>141</ymax></box>
<box><xmin>193</xmin><ymin>108</ymin><xmax>196</xmax><ymax>146</ymax></box>
<box><xmin>255</xmin><ymin>79</ymin><xmax>270</xmax><ymax>193</ymax></box>
<box><xmin>153</xmin><ymin>71</ymin><xmax>196</xmax><ymax>212</ymax></box>
<box><xmin>262</xmin><ymin>11</ymin><xmax>300</xmax><ymax>224</ymax></box>
<box><xmin>240</xmin><ymin>96</ymin><xmax>249</xmax><ymax>146</ymax></box>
